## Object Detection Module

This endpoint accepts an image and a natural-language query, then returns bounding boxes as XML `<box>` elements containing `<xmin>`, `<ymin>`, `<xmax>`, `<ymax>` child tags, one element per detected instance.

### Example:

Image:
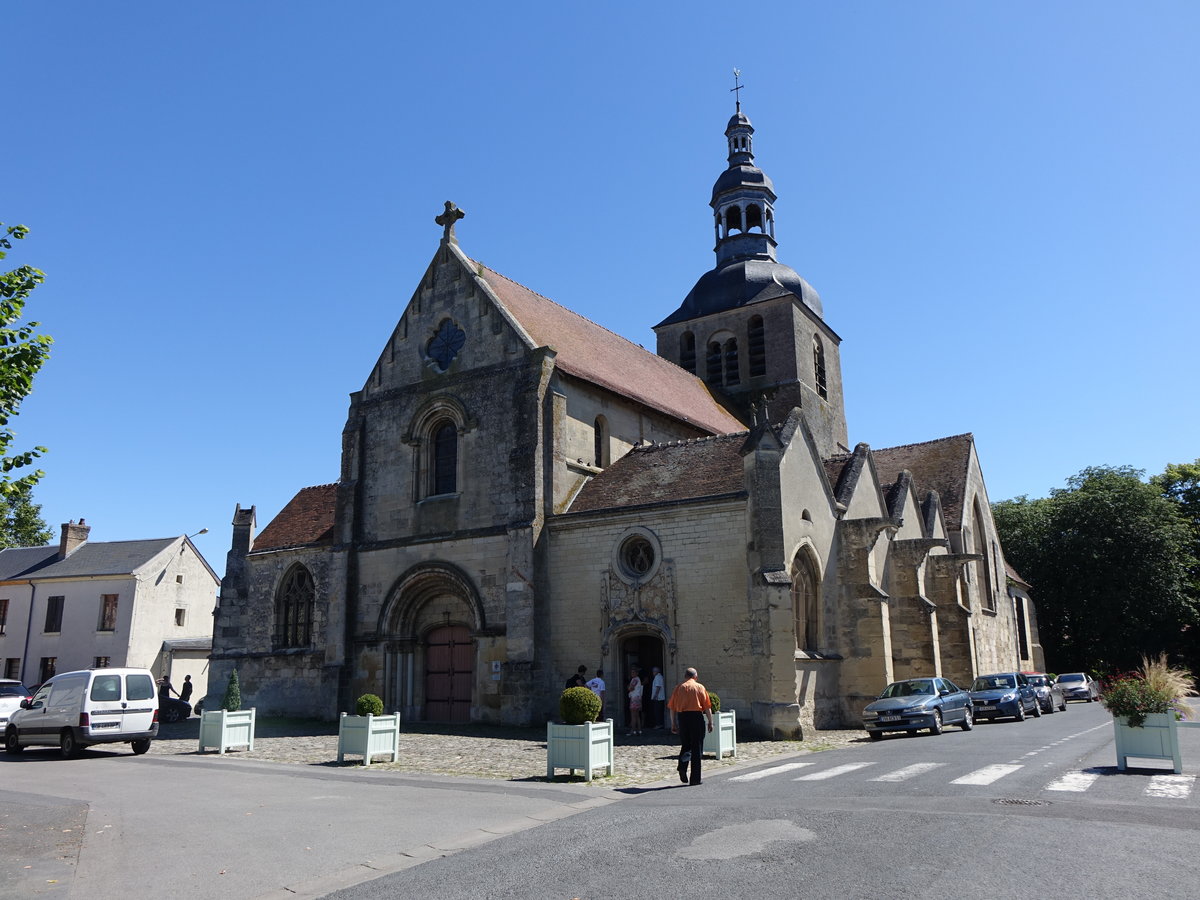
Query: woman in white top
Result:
<box><xmin>627</xmin><ymin>667</ymin><xmax>644</xmax><ymax>735</ymax></box>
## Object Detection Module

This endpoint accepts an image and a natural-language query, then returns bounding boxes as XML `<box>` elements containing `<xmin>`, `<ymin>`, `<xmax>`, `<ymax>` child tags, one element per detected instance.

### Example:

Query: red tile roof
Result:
<box><xmin>253</xmin><ymin>484</ymin><xmax>337</xmax><ymax>552</ymax></box>
<box><xmin>569</xmin><ymin>433</ymin><xmax>750</xmax><ymax>513</ymax></box>
<box><xmin>476</xmin><ymin>263</ymin><xmax>746</xmax><ymax>435</ymax></box>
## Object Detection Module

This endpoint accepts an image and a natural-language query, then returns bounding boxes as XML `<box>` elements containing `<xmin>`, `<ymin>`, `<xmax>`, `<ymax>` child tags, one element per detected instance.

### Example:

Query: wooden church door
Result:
<box><xmin>424</xmin><ymin>625</ymin><xmax>474</xmax><ymax>722</ymax></box>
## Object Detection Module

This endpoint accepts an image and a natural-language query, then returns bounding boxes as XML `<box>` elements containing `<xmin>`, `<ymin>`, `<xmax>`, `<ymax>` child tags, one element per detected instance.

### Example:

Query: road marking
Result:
<box><xmin>1045</xmin><ymin>771</ymin><xmax>1099</xmax><ymax>792</ymax></box>
<box><xmin>1145</xmin><ymin>774</ymin><xmax>1196</xmax><ymax>800</ymax></box>
<box><xmin>870</xmin><ymin>762</ymin><xmax>945</xmax><ymax>782</ymax></box>
<box><xmin>794</xmin><ymin>762</ymin><xmax>876</xmax><ymax>781</ymax></box>
<box><xmin>951</xmin><ymin>764</ymin><xmax>1023</xmax><ymax>785</ymax></box>
<box><xmin>728</xmin><ymin>762</ymin><xmax>813</xmax><ymax>782</ymax></box>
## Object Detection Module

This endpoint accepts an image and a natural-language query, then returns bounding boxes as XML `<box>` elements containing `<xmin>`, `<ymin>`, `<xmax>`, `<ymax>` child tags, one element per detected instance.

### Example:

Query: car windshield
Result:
<box><xmin>880</xmin><ymin>680</ymin><xmax>935</xmax><ymax>698</ymax></box>
<box><xmin>0</xmin><ymin>684</ymin><xmax>29</xmax><ymax>697</ymax></box>
<box><xmin>1057</xmin><ymin>673</ymin><xmax>1084</xmax><ymax>683</ymax></box>
<box><xmin>972</xmin><ymin>675</ymin><xmax>1016</xmax><ymax>691</ymax></box>
<box><xmin>1026</xmin><ymin>676</ymin><xmax>1048</xmax><ymax>686</ymax></box>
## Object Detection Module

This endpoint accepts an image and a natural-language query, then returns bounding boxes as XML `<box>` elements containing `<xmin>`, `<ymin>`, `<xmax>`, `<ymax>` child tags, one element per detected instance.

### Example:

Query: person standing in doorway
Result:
<box><xmin>627</xmin><ymin>666</ymin><xmax>644</xmax><ymax>735</ymax></box>
<box><xmin>649</xmin><ymin>666</ymin><xmax>665</xmax><ymax>728</ymax></box>
<box><xmin>668</xmin><ymin>667</ymin><xmax>713</xmax><ymax>785</ymax></box>
<box><xmin>586</xmin><ymin>669</ymin><xmax>606</xmax><ymax>721</ymax></box>
<box><xmin>565</xmin><ymin>665</ymin><xmax>587</xmax><ymax>690</ymax></box>
<box><xmin>179</xmin><ymin>674</ymin><xmax>193</xmax><ymax>704</ymax></box>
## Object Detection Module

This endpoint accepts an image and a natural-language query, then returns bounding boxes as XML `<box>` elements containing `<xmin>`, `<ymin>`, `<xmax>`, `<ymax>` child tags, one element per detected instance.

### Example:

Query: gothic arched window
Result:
<box><xmin>791</xmin><ymin>550</ymin><xmax>821</xmax><ymax>651</ymax></box>
<box><xmin>748</xmin><ymin>316</ymin><xmax>766</xmax><ymax>377</ymax></box>
<box><xmin>746</xmin><ymin>203</ymin><xmax>764</xmax><ymax>232</ymax></box>
<box><xmin>431</xmin><ymin>420</ymin><xmax>458</xmax><ymax>495</ymax></box>
<box><xmin>274</xmin><ymin>565</ymin><xmax>315</xmax><ymax>649</ymax></box>
<box><xmin>725</xmin><ymin>205</ymin><xmax>743</xmax><ymax>234</ymax></box>
<box><xmin>594</xmin><ymin>416</ymin><xmax>609</xmax><ymax>467</ymax></box>
<box><xmin>812</xmin><ymin>335</ymin><xmax>828</xmax><ymax>400</ymax></box>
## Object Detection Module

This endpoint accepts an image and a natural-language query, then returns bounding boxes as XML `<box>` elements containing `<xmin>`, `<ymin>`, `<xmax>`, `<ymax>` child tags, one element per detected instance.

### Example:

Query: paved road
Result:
<box><xmin>327</xmin><ymin>703</ymin><xmax>1200</xmax><ymax>900</ymax></box>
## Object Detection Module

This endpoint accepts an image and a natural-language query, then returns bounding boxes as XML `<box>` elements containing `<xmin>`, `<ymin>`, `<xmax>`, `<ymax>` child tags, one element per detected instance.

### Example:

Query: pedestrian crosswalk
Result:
<box><xmin>727</xmin><ymin>760</ymin><xmax>1197</xmax><ymax>801</ymax></box>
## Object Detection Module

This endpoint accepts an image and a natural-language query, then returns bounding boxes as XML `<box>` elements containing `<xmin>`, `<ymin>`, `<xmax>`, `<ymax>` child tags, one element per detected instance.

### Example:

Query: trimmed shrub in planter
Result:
<box><xmin>198</xmin><ymin>708</ymin><xmax>256</xmax><ymax>754</ymax></box>
<box><xmin>355</xmin><ymin>694</ymin><xmax>385</xmax><ymax>717</ymax></box>
<box><xmin>560</xmin><ymin>686</ymin><xmax>601</xmax><ymax>724</ymax></box>
<box><xmin>222</xmin><ymin>668</ymin><xmax>242</xmax><ymax>711</ymax></box>
<box><xmin>704</xmin><ymin>708</ymin><xmax>737</xmax><ymax>759</ymax></box>
<box><xmin>548</xmin><ymin>687</ymin><xmax>612</xmax><ymax>782</ymax></box>
<box><xmin>337</xmin><ymin>710</ymin><xmax>400</xmax><ymax>766</ymax></box>
<box><xmin>707</xmin><ymin>692</ymin><xmax>721</xmax><ymax>714</ymax></box>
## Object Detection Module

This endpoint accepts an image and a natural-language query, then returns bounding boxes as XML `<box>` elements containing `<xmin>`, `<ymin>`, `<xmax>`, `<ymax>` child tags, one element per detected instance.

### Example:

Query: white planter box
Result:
<box><xmin>198</xmin><ymin>708</ymin><xmax>256</xmax><ymax>754</ymax></box>
<box><xmin>1114</xmin><ymin>713</ymin><xmax>1181</xmax><ymax>773</ymax></box>
<box><xmin>337</xmin><ymin>712</ymin><xmax>400</xmax><ymax>766</ymax></box>
<box><xmin>703</xmin><ymin>709</ymin><xmax>737</xmax><ymax>759</ymax></box>
<box><xmin>546</xmin><ymin>719</ymin><xmax>614</xmax><ymax>782</ymax></box>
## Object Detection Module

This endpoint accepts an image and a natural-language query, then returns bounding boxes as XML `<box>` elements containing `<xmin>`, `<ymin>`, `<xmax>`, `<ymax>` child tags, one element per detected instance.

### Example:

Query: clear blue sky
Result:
<box><xmin>6</xmin><ymin>2</ymin><xmax>1197</xmax><ymax>570</ymax></box>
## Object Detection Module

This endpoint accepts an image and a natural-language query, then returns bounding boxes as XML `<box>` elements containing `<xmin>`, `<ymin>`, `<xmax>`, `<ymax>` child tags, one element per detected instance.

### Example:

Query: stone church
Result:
<box><xmin>210</xmin><ymin>103</ymin><xmax>1043</xmax><ymax>737</ymax></box>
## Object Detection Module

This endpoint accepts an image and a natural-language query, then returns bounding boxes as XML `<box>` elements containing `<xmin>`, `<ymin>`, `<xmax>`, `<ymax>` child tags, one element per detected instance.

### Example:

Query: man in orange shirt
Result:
<box><xmin>668</xmin><ymin>667</ymin><xmax>713</xmax><ymax>785</ymax></box>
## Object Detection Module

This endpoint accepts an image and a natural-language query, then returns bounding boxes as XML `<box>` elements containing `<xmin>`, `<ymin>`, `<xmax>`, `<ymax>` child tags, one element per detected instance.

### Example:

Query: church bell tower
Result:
<box><xmin>654</xmin><ymin>88</ymin><xmax>848</xmax><ymax>457</ymax></box>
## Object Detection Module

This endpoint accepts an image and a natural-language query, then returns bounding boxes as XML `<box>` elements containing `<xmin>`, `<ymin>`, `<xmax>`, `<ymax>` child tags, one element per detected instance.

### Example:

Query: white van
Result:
<box><xmin>3</xmin><ymin>667</ymin><xmax>159</xmax><ymax>757</ymax></box>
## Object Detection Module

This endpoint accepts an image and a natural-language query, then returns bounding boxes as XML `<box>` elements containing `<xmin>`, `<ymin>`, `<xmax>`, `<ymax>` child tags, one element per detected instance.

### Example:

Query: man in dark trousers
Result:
<box><xmin>668</xmin><ymin>667</ymin><xmax>713</xmax><ymax>785</ymax></box>
<box><xmin>179</xmin><ymin>674</ymin><xmax>193</xmax><ymax>704</ymax></box>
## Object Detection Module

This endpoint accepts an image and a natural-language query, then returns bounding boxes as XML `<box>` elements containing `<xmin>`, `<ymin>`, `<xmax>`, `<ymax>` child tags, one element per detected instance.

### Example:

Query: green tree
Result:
<box><xmin>994</xmin><ymin>466</ymin><xmax>1199</xmax><ymax>675</ymax></box>
<box><xmin>0</xmin><ymin>480</ymin><xmax>52</xmax><ymax>548</ymax></box>
<box><xmin>0</xmin><ymin>223</ymin><xmax>52</xmax><ymax>498</ymax></box>
<box><xmin>1152</xmin><ymin>459</ymin><xmax>1200</xmax><ymax>588</ymax></box>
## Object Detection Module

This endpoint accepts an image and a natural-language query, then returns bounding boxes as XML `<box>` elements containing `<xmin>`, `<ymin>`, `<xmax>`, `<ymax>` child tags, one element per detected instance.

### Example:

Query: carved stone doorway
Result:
<box><xmin>424</xmin><ymin>624</ymin><xmax>473</xmax><ymax>723</ymax></box>
<box><xmin>620</xmin><ymin>633</ymin><xmax>664</xmax><ymax>729</ymax></box>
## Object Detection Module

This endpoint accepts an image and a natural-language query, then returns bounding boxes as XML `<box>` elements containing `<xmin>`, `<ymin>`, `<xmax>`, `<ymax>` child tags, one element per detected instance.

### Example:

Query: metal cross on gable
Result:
<box><xmin>436</xmin><ymin>200</ymin><xmax>465</xmax><ymax>243</ymax></box>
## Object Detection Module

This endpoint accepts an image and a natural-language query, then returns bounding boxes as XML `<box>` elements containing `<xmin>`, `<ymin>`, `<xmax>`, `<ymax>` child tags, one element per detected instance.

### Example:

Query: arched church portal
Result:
<box><xmin>619</xmin><ymin>631</ymin><xmax>666</xmax><ymax>728</ymax></box>
<box><xmin>424</xmin><ymin>624</ymin><xmax>474</xmax><ymax>723</ymax></box>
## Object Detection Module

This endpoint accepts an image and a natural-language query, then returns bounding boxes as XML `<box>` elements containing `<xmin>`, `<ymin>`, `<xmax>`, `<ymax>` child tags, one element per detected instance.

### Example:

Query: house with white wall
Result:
<box><xmin>0</xmin><ymin>520</ymin><xmax>219</xmax><ymax>697</ymax></box>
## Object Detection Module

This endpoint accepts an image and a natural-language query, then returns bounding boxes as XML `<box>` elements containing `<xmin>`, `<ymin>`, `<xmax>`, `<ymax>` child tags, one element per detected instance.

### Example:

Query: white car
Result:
<box><xmin>0</xmin><ymin>679</ymin><xmax>32</xmax><ymax>729</ymax></box>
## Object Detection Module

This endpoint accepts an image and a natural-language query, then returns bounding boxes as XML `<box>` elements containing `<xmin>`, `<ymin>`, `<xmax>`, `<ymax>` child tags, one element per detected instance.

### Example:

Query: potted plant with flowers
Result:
<box><xmin>546</xmin><ymin>686</ymin><xmax>613</xmax><ymax>782</ymax></box>
<box><xmin>1102</xmin><ymin>654</ymin><xmax>1198</xmax><ymax>774</ymax></box>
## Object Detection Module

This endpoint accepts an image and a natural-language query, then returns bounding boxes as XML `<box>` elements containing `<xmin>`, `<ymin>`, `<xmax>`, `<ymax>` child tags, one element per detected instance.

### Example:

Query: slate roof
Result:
<box><xmin>1006</xmin><ymin>561</ymin><xmax>1031</xmax><ymax>588</ymax></box>
<box><xmin>870</xmin><ymin>434</ymin><xmax>974</xmax><ymax>530</ymax></box>
<box><xmin>0</xmin><ymin>539</ymin><xmax>186</xmax><ymax>580</ymax></box>
<box><xmin>476</xmin><ymin>263</ymin><xmax>746</xmax><ymax>436</ymax></box>
<box><xmin>568</xmin><ymin>433</ymin><xmax>749</xmax><ymax>513</ymax></box>
<box><xmin>253</xmin><ymin>483</ymin><xmax>338</xmax><ymax>552</ymax></box>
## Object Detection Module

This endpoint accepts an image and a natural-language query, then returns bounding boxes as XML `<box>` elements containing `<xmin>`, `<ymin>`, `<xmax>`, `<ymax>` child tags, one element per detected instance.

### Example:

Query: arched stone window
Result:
<box><xmin>973</xmin><ymin>502</ymin><xmax>995</xmax><ymax>611</ymax></box>
<box><xmin>679</xmin><ymin>331</ymin><xmax>696</xmax><ymax>374</ymax></box>
<box><xmin>706</xmin><ymin>341</ymin><xmax>722</xmax><ymax>384</ymax></box>
<box><xmin>791</xmin><ymin>549</ymin><xmax>821</xmax><ymax>651</ymax></box>
<box><xmin>724</xmin><ymin>338</ymin><xmax>740</xmax><ymax>385</ymax></box>
<box><xmin>274</xmin><ymin>564</ymin><xmax>315</xmax><ymax>649</ymax></box>
<box><xmin>594</xmin><ymin>416</ymin><xmax>609</xmax><ymax>467</ymax></box>
<box><xmin>812</xmin><ymin>335</ymin><xmax>828</xmax><ymax>400</ymax></box>
<box><xmin>725</xmin><ymin>205</ymin><xmax>743</xmax><ymax>234</ymax></box>
<box><xmin>746</xmin><ymin>203</ymin><xmax>764</xmax><ymax>232</ymax></box>
<box><xmin>431</xmin><ymin>420</ymin><xmax>458</xmax><ymax>495</ymax></box>
<box><xmin>748</xmin><ymin>316</ymin><xmax>766</xmax><ymax>377</ymax></box>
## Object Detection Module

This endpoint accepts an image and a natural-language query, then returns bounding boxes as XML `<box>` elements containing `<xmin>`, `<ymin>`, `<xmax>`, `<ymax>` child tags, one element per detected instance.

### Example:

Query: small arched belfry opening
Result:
<box><xmin>791</xmin><ymin>547</ymin><xmax>822</xmax><ymax>652</ymax></box>
<box><xmin>274</xmin><ymin>564</ymin><xmax>315</xmax><ymax>649</ymax></box>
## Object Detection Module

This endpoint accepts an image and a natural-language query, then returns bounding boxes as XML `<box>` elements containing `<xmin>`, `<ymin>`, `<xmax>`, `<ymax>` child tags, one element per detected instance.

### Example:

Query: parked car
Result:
<box><xmin>4</xmin><ymin>667</ymin><xmax>159</xmax><ymax>758</ymax></box>
<box><xmin>1055</xmin><ymin>672</ymin><xmax>1100</xmax><ymax>703</ymax></box>
<box><xmin>1023</xmin><ymin>672</ymin><xmax>1066</xmax><ymax>713</ymax></box>
<box><xmin>159</xmin><ymin>697</ymin><xmax>192</xmax><ymax>724</ymax></box>
<box><xmin>0</xmin><ymin>679</ymin><xmax>32</xmax><ymax>730</ymax></box>
<box><xmin>862</xmin><ymin>677</ymin><xmax>974</xmax><ymax>740</ymax></box>
<box><xmin>969</xmin><ymin>672</ymin><xmax>1042</xmax><ymax>722</ymax></box>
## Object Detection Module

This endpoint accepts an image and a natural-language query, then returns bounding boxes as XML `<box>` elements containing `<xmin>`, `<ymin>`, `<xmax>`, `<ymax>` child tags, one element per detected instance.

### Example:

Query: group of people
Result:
<box><xmin>157</xmin><ymin>674</ymin><xmax>193</xmax><ymax>705</ymax></box>
<box><xmin>565</xmin><ymin>663</ymin><xmax>715</xmax><ymax>786</ymax></box>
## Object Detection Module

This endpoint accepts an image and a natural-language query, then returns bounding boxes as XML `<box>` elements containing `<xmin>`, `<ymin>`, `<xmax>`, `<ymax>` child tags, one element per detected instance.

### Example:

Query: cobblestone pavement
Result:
<box><xmin>153</xmin><ymin>718</ymin><xmax>867</xmax><ymax>787</ymax></box>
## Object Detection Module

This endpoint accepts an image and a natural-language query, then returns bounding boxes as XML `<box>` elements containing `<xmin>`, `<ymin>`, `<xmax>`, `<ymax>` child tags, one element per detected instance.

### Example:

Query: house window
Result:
<box><xmin>748</xmin><ymin>316</ymin><xmax>766</xmax><ymax>377</ymax></box>
<box><xmin>724</xmin><ymin>339</ymin><xmax>740</xmax><ymax>385</ymax></box>
<box><xmin>431</xmin><ymin>420</ymin><xmax>458</xmax><ymax>495</ymax></box>
<box><xmin>679</xmin><ymin>332</ymin><xmax>696</xmax><ymax>374</ymax></box>
<box><xmin>93</xmin><ymin>656</ymin><xmax>111</xmax><ymax>668</ymax></box>
<box><xmin>1014</xmin><ymin>596</ymin><xmax>1030</xmax><ymax>660</ymax></box>
<box><xmin>39</xmin><ymin>657</ymin><xmax>57</xmax><ymax>684</ymax></box>
<box><xmin>593</xmin><ymin>416</ymin><xmax>609</xmax><ymax>467</ymax></box>
<box><xmin>0</xmin><ymin>598</ymin><xmax>7</xmax><ymax>636</ymax></box>
<box><xmin>812</xmin><ymin>335</ymin><xmax>828</xmax><ymax>400</ymax></box>
<box><xmin>98</xmin><ymin>594</ymin><xmax>118</xmax><ymax>632</ymax></box>
<box><xmin>175</xmin><ymin>608</ymin><xmax>187</xmax><ymax>627</ymax></box>
<box><xmin>176</xmin><ymin>574</ymin><xmax>184</xmax><ymax>584</ymax></box>
<box><xmin>45</xmin><ymin>596</ymin><xmax>64</xmax><ymax>633</ymax></box>
<box><xmin>4</xmin><ymin>658</ymin><xmax>19</xmax><ymax>680</ymax></box>
<box><xmin>274</xmin><ymin>565</ymin><xmax>315</xmax><ymax>649</ymax></box>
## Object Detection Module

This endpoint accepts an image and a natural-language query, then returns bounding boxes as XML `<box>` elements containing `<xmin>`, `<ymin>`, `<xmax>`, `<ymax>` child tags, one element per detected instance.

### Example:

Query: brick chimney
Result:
<box><xmin>59</xmin><ymin>519</ymin><xmax>91</xmax><ymax>559</ymax></box>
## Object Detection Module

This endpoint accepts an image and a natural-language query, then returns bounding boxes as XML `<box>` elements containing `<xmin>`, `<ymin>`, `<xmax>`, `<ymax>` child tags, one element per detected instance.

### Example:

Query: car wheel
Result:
<box><xmin>1014</xmin><ymin>703</ymin><xmax>1026</xmax><ymax>722</ymax></box>
<box><xmin>868</xmin><ymin>730</ymin><xmax>883</xmax><ymax>741</ymax></box>
<box><xmin>1087</xmin><ymin>695</ymin><xmax>1095</xmax><ymax>703</ymax></box>
<box><xmin>161</xmin><ymin>705</ymin><xmax>181</xmax><ymax>724</ymax></box>
<box><xmin>4</xmin><ymin>726</ymin><xmax>23</xmax><ymax>754</ymax></box>
<box><xmin>1059</xmin><ymin>699</ymin><xmax>1067</xmax><ymax>712</ymax></box>
<box><xmin>60</xmin><ymin>729</ymin><xmax>81</xmax><ymax>759</ymax></box>
<box><xmin>960</xmin><ymin>706</ymin><xmax>974</xmax><ymax>731</ymax></box>
<box><xmin>928</xmin><ymin>710</ymin><xmax>943</xmax><ymax>735</ymax></box>
<box><xmin>131</xmin><ymin>739</ymin><xmax>151</xmax><ymax>755</ymax></box>
<box><xmin>1031</xmin><ymin>699</ymin><xmax>1042</xmax><ymax>718</ymax></box>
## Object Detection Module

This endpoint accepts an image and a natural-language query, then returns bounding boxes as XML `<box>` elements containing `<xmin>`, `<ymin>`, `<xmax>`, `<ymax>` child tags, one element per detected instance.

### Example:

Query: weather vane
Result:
<box><xmin>731</xmin><ymin>68</ymin><xmax>744</xmax><ymax>111</ymax></box>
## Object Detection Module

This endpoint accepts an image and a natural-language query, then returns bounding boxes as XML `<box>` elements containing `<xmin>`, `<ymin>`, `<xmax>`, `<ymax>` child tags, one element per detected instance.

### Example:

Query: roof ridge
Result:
<box><xmin>874</xmin><ymin>433</ymin><xmax>973</xmax><ymax>454</ymax></box>
<box><xmin>632</xmin><ymin>430</ymin><xmax>751</xmax><ymax>453</ymax></box>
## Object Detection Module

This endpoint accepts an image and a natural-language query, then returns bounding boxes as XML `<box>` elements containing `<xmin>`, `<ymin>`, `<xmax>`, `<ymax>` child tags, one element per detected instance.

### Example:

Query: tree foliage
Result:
<box><xmin>994</xmin><ymin>465</ymin><xmax>1199</xmax><ymax>676</ymax></box>
<box><xmin>1152</xmin><ymin>459</ymin><xmax>1200</xmax><ymax>592</ymax></box>
<box><xmin>0</xmin><ymin>479</ymin><xmax>52</xmax><ymax>549</ymax></box>
<box><xmin>0</xmin><ymin>223</ymin><xmax>52</xmax><ymax>498</ymax></box>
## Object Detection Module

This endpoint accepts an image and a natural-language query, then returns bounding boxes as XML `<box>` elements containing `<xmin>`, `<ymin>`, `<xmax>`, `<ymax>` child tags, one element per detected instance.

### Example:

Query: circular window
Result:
<box><xmin>619</xmin><ymin>536</ymin><xmax>655</xmax><ymax>579</ymax></box>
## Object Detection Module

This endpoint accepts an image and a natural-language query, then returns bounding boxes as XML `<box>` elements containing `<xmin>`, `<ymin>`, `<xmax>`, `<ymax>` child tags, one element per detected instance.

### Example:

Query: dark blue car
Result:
<box><xmin>969</xmin><ymin>672</ymin><xmax>1041</xmax><ymax>722</ymax></box>
<box><xmin>862</xmin><ymin>677</ymin><xmax>974</xmax><ymax>740</ymax></box>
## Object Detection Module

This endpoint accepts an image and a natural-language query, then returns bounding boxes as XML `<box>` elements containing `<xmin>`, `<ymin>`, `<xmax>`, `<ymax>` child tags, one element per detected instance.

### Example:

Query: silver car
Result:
<box><xmin>1055</xmin><ymin>672</ymin><xmax>1100</xmax><ymax>703</ymax></box>
<box><xmin>1024</xmin><ymin>672</ymin><xmax>1066</xmax><ymax>713</ymax></box>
